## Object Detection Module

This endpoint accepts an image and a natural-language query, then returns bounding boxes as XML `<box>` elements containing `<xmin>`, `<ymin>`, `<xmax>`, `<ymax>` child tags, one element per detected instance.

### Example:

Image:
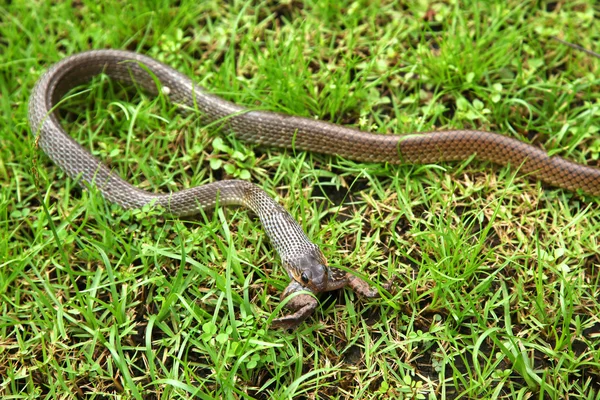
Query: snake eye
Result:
<box><xmin>300</xmin><ymin>272</ymin><xmax>309</xmax><ymax>284</ymax></box>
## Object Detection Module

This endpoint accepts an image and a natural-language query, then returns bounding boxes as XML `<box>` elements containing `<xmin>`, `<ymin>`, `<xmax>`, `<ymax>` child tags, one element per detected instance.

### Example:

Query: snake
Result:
<box><xmin>29</xmin><ymin>50</ymin><xmax>600</xmax><ymax>330</ymax></box>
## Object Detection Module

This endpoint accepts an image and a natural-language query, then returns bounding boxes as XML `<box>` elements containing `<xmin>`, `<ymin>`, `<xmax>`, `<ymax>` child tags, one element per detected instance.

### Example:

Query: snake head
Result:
<box><xmin>285</xmin><ymin>247</ymin><xmax>329</xmax><ymax>293</ymax></box>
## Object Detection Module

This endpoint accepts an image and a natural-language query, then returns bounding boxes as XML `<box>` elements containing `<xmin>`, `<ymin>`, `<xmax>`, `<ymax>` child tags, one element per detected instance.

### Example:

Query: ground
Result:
<box><xmin>1</xmin><ymin>0</ymin><xmax>600</xmax><ymax>399</ymax></box>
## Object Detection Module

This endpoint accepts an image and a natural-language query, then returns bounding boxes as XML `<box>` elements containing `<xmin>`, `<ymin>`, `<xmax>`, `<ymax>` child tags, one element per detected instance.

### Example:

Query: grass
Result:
<box><xmin>2</xmin><ymin>0</ymin><xmax>600</xmax><ymax>398</ymax></box>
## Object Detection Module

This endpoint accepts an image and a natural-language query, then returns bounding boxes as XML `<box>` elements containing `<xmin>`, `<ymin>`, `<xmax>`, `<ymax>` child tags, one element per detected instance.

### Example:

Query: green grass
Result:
<box><xmin>2</xmin><ymin>0</ymin><xmax>600</xmax><ymax>398</ymax></box>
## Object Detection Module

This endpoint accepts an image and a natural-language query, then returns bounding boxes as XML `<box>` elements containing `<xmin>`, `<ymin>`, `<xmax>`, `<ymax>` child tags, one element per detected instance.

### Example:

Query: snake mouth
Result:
<box><xmin>312</xmin><ymin>265</ymin><xmax>329</xmax><ymax>292</ymax></box>
<box><xmin>306</xmin><ymin>268</ymin><xmax>328</xmax><ymax>293</ymax></box>
<box><xmin>286</xmin><ymin>253</ymin><xmax>329</xmax><ymax>293</ymax></box>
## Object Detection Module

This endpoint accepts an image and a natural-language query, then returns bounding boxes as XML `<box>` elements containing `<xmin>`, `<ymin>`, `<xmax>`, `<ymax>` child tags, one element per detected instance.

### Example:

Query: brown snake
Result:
<box><xmin>29</xmin><ymin>50</ymin><xmax>600</xmax><ymax>330</ymax></box>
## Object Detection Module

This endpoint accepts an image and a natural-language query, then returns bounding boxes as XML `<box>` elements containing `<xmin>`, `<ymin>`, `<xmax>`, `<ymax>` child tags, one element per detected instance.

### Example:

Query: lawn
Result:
<box><xmin>1</xmin><ymin>0</ymin><xmax>600</xmax><ymax>398</ymax></box>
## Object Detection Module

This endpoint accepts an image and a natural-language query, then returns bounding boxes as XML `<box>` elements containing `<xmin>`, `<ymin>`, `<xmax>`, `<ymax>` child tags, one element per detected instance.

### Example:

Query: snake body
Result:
<box><xmin>29</xmin><ymin>50</ymin><xmax>600</xmax><ymax>329</ymax></box>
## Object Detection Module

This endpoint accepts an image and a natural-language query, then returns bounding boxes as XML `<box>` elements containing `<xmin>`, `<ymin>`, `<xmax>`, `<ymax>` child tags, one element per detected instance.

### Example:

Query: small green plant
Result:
<box><xmin>200</xmin><ymin>316</ymin><xmax>277</xmax><ymax>373</ymax></box>
<box><xmin>209</xmin><ymin>136</ymin><xmax>257</xmax><ymax>180</ymax></box>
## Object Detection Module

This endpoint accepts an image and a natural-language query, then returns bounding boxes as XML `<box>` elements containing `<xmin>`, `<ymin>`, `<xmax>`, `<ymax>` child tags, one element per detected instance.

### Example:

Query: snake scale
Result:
<box><xmin>29</xmin><ymin>50</ymin><xmax>600</xmax><ymax>329</ymax></box>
